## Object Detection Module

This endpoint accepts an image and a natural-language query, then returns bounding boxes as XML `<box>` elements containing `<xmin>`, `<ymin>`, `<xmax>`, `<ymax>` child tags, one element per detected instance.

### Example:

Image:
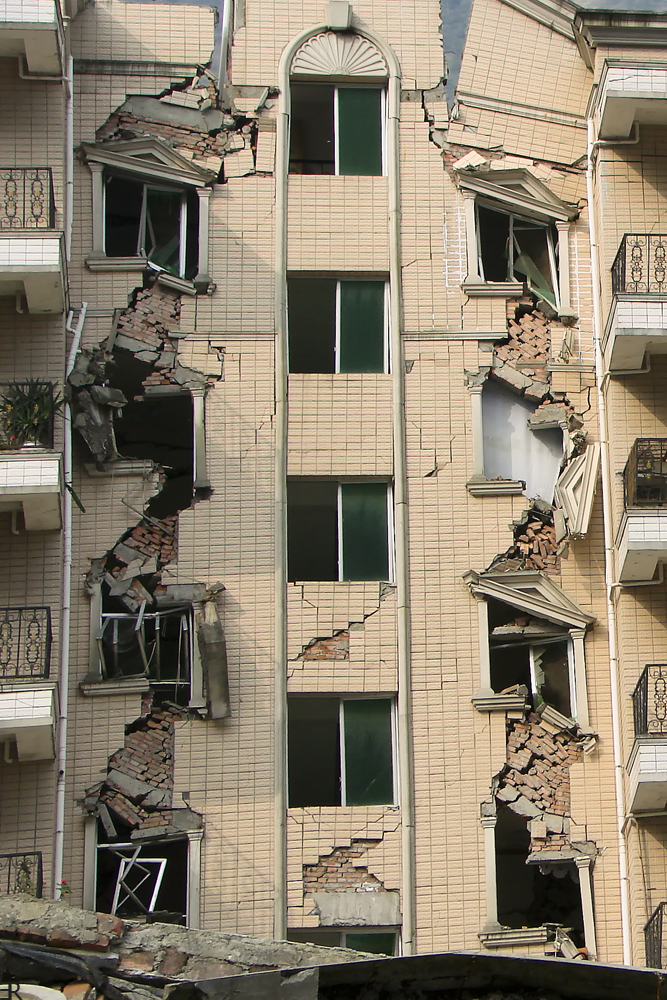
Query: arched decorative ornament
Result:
<box><xmin>291</xmin><ymin>31</ymin><xmax>387</xmax><ymax>78</ymax></box>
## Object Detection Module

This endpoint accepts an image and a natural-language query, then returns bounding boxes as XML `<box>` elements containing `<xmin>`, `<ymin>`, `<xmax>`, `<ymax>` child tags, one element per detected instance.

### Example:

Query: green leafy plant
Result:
<box><xmin>0</xmin><ymin>379</ymin><xmax>63</xmax><ymax>448</ymax></box>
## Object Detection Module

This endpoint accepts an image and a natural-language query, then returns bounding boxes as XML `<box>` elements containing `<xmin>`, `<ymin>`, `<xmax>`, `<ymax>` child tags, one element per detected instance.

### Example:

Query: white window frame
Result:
<box><xmin>528</xmin><ymin>637</ymin><xmax>576</xmax><ymax>720</ymax></box>
<box><xmin>336</xmin><ymin>481</ymin><xmax>394</xmax><ymax>583</ymax></box>
<box><xmin>331</xmin><ymin>85</ymin><xmax>387</xmax><ymax>177</ymax></box>
<box><xmin>475</xmin><ymin>202</ymin><xmax>560</xmax><ymax>310</ymax></box>
<box><xmin>103</xmin><ymin>176</ymin><xmax>188</xmax><ymax>278</ymax></box>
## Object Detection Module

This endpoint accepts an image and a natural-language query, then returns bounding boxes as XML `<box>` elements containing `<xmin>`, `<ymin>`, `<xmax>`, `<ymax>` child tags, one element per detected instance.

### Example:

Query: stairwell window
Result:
<box><xmin>287</xmin><ymin>480</ymin><xmax>392</xmax><ymax>582</ymax></box>
<box><xmin>105</xmin><ymin>175</ymin><xmax>199</xmax><ymax>279</ymax></box>
<box><xmin>476</xmin><ymin>206</ymin><xmax>559</xmax><ymax>309</ymax></box>
<box><xmin>288</xmin><ymin>697</ymin><xmax>396</xmax><ymax>807</ymax></box>
<box><xmin>288</xmin><ymin>277</ymin><xmax>388</xmax><ymax>373</ymax></box>
<box><xmin>289</xmin><ymin>84</ymin><xmax>384</xmax><ymax>175</ymax></box>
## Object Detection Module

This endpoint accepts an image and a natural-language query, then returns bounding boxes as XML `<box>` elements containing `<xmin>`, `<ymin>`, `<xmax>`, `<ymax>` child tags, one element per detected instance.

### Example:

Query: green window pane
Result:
<box><xmin>288</xmin><ymin>277</ymin><xmax>336</xmax><ymax>373</ymax></box>
<box><xmin>337</xmin><ymin>88</ymin><xmax>382</xmax><ymax>176</ymax></box>
<box><xmin>340</xmin><ymin>482</ymin><xmax>389</xmax><ymax>581</ymax></box>
<box><xmin>345</xmin><ymin>933</ymin><xmax>396</xmax><ymax>956</ymax></box>
<box><xmin>338</xmin><ymin>281</ymin><xmax>385</xmax><ymax>373</ymax></box>
<box><xmin>343</xmin><ymin>699</ymin><xmax>394</xmax><ymax>805</ymax></box>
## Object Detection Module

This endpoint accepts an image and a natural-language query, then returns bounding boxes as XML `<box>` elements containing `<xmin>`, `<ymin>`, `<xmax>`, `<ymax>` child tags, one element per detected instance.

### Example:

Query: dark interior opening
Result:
<box><xmin>495</xmin><ymin>804</ymin><xmax>584</xmax><ymax>945</ymax></box>
<box><xmin>488</xmin><ymin>598</ymin><xmax>531</xmax><ymax>693</ymax></box>
<box><xmin>288</xmin><ymin>277</ymin><xmax>336</xmax><ymax>373</ymax></box>
<box><xmin>287</xmin><ymin>480</ymin><xmax>338</xmax><ymax>581</ymax></box>
<box><xmin>289</xmin><ymin>84</ymin><xmax>335</xmax><ymax>174</ymax></box>
<box><xmin>478</xmin><ymin>206</ymin><xmax>511</xmax><ymax>282</ymax></box>
<box><xmin>288</xmin><ymin>697</ymin><xmax>340</xmax><ymax>806</ymax></box>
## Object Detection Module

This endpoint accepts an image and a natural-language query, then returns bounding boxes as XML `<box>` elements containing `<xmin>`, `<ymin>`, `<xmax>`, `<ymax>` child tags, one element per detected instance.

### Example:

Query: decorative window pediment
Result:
<box><xmin>554</xmin><ymin>444</ymin><xmax>601</xmax><ymax>539</ymax></box>
<box><xmin>81</xmin><ymin>138</ymin><xmax>216</xmax><ymax>188</ymax></box>
<box><xmin>291</xmin><ymin>31</ymin><xmax>387</xmax><ymax>78</ymax></box>
<box><xmin>464</xmin><ymin>569</ymin><xmax>595</xmax><ymax>629</ymax></box>
<box><xmin>456</xmin><ymin>168</ymin><xmax>578</xmax><ymax>224</ymax></box>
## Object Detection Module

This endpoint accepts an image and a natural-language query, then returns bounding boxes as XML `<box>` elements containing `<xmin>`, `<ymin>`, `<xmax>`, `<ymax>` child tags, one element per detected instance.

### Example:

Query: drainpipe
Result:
<box><xmin>53</xmin><ymin>301</ymin><xmax>88</xmax><ymax>899</ymax></box>
<box><xmin>586</xmin><ymin>118</ymin><xmax>631</xmax><ymax>963</ymax></box>
<box><xmin>65</xmin><ymin>54</ymin><xmax>74</xmax><ymax>260</ymax></box>
<box><xmin>274</xmin><ymin>26</ymin><xmax>412</xmax><ymax>949</ymax></box>
<box><xmin>218</xmin><ymin>0</ymin><xmax>233</xmax><ymax>89</ymax></box>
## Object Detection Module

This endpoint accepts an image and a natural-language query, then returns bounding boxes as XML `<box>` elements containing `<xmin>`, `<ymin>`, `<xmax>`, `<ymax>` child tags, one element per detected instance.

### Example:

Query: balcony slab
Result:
<box><xmin>0</xmin><ymin>233</ymin><xmax>65</xmax><ymax>314</ymax></box>
<box><xmin>599</xmin><ymin>64</ymin><xmax>667</xmax><ymax>139</ymax></box>
<box><xmin>628</xmin><ymin>737</ymin><xmax>667</xmax><ymax>812</ymax></box>
<box><xmin>0</xmin><ymin>449</ymin><xmax>61</xmax><ymax>530</ymax></box>
<box><xmin>604</xmin><ymin>296</ymin><xmax>667</xmax><ymax>371</ymax></box>
<box><xmin>0</xmin><ymin>682</ymin><xmax>56</xmax><ymax>760</ymax></box>
<box><xmin>0</xmin><ymin>0</ymin><xmax>63</xmax><ymax>74</ymax></box>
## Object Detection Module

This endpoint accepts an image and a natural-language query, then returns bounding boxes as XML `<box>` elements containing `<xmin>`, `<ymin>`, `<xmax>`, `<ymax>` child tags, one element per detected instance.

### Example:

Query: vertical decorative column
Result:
<box><xmin>466</xmin><ymin>369</ymin><xmax>489</xmax><ymax>481</ymax></box>
<box><xmin>89</xmin><ymin>161</ymin><xmax>105</xmax><ymax>256</ymax></box>
<box><xmin>570</xmin><ymin>628</ymin><xmax>590</xmax><ymax>729</ymax></box>
<box><xmin>575</xmin><ymin>854</ymin><xmax>597</xmax><ymax>959</ymax></box>
<box><xmin>191</xmin><ymin>387</ymin><xmax>210</xmax><ymax>489</ymax></box>
<box><xmin>556</xmin><ymin>221</ymin><xmax>575</xmax><ymax>322</ymax></box>
<box><xmin>462</xmin><ymin>190</ymin><xmax>481</xmax><ymax>284</ymax></box>
<box><xmin>475</xmin><ymin>594</ymin><xmax>493</xmax><ymax>696</ymax></box>
<box><xmin>480</xmin><ymin>802</ymin><xmax>500</xmax><ymax>930</ymax></box>
<box><xmin>195</xmin><ymin>187</ymin><xmax>213</xmax><ymax>291</ymax></box>
<box><xmin>187</xmin><ymin>829</ymin><xmax>204</xmax><ymax>929</ymax></box>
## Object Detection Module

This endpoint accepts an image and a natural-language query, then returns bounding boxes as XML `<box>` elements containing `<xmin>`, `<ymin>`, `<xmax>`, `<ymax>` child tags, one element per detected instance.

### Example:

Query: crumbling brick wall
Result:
<box><xmin>303</xmin><ymin>840</ymin><xmax>387</xmax><ymax>893</ymax></box>
<box><xmin>297</xmin><ymin>630</ymin><xmax>350</xmax><ymax>660</ymax></box>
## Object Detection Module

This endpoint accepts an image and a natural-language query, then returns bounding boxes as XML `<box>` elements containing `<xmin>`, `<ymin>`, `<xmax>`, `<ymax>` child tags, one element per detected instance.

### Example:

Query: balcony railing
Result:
<box><xmin>632</xmin><ymin>664</ymin><xmax>667</xmax><ymax>737</ymax></box>
<box><xmin>0</xmin><ymin>607</ymin><xmax>51</xmax><ymax>679</ymax></box>
<box><xmin>0</xmin><ymin>381</ymin><xmax>58</xmax><ymax>450</ymax></box>
<box><xmin>646</xmin><ymin>902</ymin><xmax>667</xmax><ymax>968</ymax></box>
<box><xmin>624</xmin><ymin>439</ymin><xmax>667</xmax><ymax>506</ymax></box>
<box><xmin>0</xmin><ymin>169</ymin><xmax>54</xmax><ymax>230</ymax></box>
<box><xmin>0</xmin><ymin>852</ymin><xmax>43</xmax><ymax>898</ymax></box>
<box><xmin>612</xmin><ymin>235</ymin><xmax>667</xmax><ymax>295</ymax></box>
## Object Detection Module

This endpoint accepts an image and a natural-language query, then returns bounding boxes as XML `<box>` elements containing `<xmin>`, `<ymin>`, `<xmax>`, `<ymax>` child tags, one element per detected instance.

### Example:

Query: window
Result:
<box><xmin>476</xmin><ymin>205</ymin><xmax>559</xmax><ymax>308</ymax></box>
<box><xmin>287</xmin><ymin>480</ymin><xmax>391</xmax><ymax>582</ymax></box>
<box><xmin>105</xmin><ymin>175</ymin><xmax>198</xmax><ymax>279</ymax></box>
<box><xmin>98</xmin><ymin>606</ymin><xmax>193</xmax><ymax>706</ymax></box>
<box><xmin>488</xmin><ymin>598</ymin><xmax>575</xmax><ymax>719</ymax></box>
<box><xmin>288</xmin><ymin>697</ymin><xmax>395</xmax><ymax>807</ymax></box>
<box><xmin>287</xmin><ymin>928</ymin><xmax>398</xmax><ymax>956</ymax></box>
<box><xmin>288</xmin><ymin>277</ymin><xmax>387</xmax><ymax>373</ymax></box>
<box><xmin>482</xmin><ymin>379</ymin><xmax>563</xmax><ymax>501</ymax></box>
<box><xmin>289</xmin><ymin>83</ymin><xmax>384</xmax><ymax>175</ymax></box>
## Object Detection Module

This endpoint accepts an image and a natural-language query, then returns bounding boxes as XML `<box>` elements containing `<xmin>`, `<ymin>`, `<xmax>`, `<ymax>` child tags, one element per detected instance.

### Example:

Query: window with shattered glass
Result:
<box><xmin>477</xmin><ymin>204</ymin><xmax>559</xmax><ymax>309</ymax></box>
<box><xmin>99</xmin><ymin>606</ymin><xmax>192</xmax><ymax>705</ymax></box>
<box><xmin>104</xmin><ymin>175</ymin><xmax>198</xmax><ymax>278</ymax></box>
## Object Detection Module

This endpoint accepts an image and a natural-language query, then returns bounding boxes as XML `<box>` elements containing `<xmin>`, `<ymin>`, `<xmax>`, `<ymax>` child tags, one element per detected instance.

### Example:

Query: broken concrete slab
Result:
<box><xmin>310</xmin><ymin>891</ymin><xmax>401</xmax><ymax>928</ymax></box>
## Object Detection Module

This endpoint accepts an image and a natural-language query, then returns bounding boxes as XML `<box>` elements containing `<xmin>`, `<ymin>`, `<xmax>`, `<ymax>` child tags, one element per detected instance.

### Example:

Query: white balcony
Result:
<box><xmin>0</xmin><ymin>233</ymin><xmax>65</xmax><ymax>314</ymax></box>
<box><xmin>616</xmin><ymin>509</ymin><xmax>667</xmax><ymax>583</ymax></box>
<box><xmin>0</xmin><ymin>449</ymin><xmax>61</xmax><ymax>530</ymax></box>
<box><xmin>628</xmin><ymin>738</ymin><xmax>667</xmax><ymax>813</ymax></box>
<box><xmin>604</xmin><ymin>297</ymin><xmax>667</xmax><ymax>371</ymax></box>
<box><xmin>0</xmin><ymin>0</ymin><xmax>63</xmax><ymax>74</ymax></box>
<box><xmin>0</xmin><ymin>683</ymin><xmax>56</xmax><ymax>760</ymax></box>
<box><xmin>598</xmin><ymin>64</ymin><xmax>667</xmax><ymax>139</ymax></box>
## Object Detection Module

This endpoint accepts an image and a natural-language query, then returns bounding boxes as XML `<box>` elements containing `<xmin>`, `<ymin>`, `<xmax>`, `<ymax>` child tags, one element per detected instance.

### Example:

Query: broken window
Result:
<box><xmin>288</xmin><ymin>277</ymin><xmax>387</xmax><ymax>374</ymax></box>
<box><xmin>99</xmin><ymin>605</ymin><xmax>192</xmax><ymax>706</ymax></box>
<box><xmin>488</xmin><ymin>599</ymin><xmax>575</xmax><ymax>719</ymax></box>
<box><xmin>495</xmin><ymin>804</ymin><xmax>584</xmax><ymax>943</ymax></box>
<box><xmin>95</xmin><ymin>818</ymin><xmax>187</xmax><ymax>923</ymax></box>
<box><xmin>289</xmin><ymin>84</ymin><xmax>384</xmax><ymax>175</ymax></box>
<box><xmin>477</xmin><ymin>205</ymin><xmax>559</xmax><ymax>308</ymax></box>
<box><xmin>105</xmin><ymin>175</ymin><xmax>198</xmax><ymax>279</ymax></box>
<box><xmin>482</xmin><ymin>379</ymin><xmax>563</xmax><ymax>501</ymax></box>
<box><xmin>288</xmin><ymin>697</ymin><xmax>395</xmax><ymax>807</ymax></box>
<box><xmin>287</xmin><ymin>928</ymin><xmax>398</xmax><ymax>955</ymax></box>
<box><xmin>287</xmin><ymin>480</ymin><xmax>391</xmax><ymax>582</ymax></box>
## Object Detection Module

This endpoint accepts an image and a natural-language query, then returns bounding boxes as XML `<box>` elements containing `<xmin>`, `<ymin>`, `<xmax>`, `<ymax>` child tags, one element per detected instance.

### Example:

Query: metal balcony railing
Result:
<box><xmin>645</xmin><ymin>901</ymin><xmax>667</xmax><ymax>968</ymax></box>
<box><xmin>632</xmin><ymin>665</ymin><xmax>667</xmax><ymax>737</ymax></box>
<box><xmin>0</xmin><ymin>852</ymin><xmax>43</xmax><ymax>898</ymax></box>
<box><xmin>624</xmin><ymin>439</ymin><xmax>667</xmax><ymax>506</ymax></box>
<box><xmin>0</xmin><ymin>168</ymin><xmax>55</xmax><ymax>229</ymax></box>
<box><xmin>612</xmin><ymin>234</ymin><xmax>667</xmax><ymax>295</ymax></box>
<box><xmin>0</xmin><ymin>607</ymin><xmax>51</xmax><ymax>679</ymax></box>
<box><xmin>0</xmin><ymin>381</ymin><xmax>58</xmax><ymax>450</ymax></box>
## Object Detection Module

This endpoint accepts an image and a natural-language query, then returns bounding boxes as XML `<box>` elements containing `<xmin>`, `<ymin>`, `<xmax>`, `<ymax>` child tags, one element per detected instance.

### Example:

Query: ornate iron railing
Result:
<box><xmin>624</xmin><ymin>439</ymin><xmax>667</xmax><ymax>506</ymax></box>
<box><xmin>0</xmin><ymin>852</ymin><xmax>43</xmax><ymax>898</ymax></box>
<box><xmin>0</xmin><ymin>607</ymin><xmax>51</xmax><ymax>679</ymax></box>
<box><xmin>0</xmin><ymin>381</ymin><xmax>58</xmax><ymax>450</ymax></box>
<box><xmin>0</xmin><ymin>169</ymin><xmax>55</xmax><ymax>229</ymax></box>
<box><xmin>645</xmin><ymin>901</ymin><xmax>667</xmax><ymax>968</ymax></box>
<box><xmin>633</xmin><ymin>665</ymin><xmax>667</xmax><ymax>737</ymax></box>
<box><xmin>612</xmin><ymin>234</ymin><xmax>667</xmax><ymax>295</ymax></box>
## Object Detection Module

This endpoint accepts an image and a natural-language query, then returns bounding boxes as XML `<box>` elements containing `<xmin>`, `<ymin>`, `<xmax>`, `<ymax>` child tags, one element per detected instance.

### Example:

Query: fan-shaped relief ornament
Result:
<box><xmin>291</xmin><ymin>32</ymin><xmax>387</xmax><ymax>77</ymax></box>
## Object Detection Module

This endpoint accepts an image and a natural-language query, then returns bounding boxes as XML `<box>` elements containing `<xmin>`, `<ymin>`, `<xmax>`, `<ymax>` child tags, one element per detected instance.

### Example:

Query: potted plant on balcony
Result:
<box><xmin>0</xmin><ymin>380</ymin><xmax>62</xmax><ymax>449</ymax></box>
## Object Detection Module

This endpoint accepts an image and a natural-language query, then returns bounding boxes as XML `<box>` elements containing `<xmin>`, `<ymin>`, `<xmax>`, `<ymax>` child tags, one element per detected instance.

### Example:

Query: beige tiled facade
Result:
<box><xmin>4</xmin><ymin>0</ymin><xmax>667</xmax><ymax>974</ymax></box>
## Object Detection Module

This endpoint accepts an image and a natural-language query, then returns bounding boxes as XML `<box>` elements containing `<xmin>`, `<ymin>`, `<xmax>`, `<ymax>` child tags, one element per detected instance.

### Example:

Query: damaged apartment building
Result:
<box><xmin>5</xmin><ymin>0</ymin><xmax>667</xmax><ymax>975</ymax></box>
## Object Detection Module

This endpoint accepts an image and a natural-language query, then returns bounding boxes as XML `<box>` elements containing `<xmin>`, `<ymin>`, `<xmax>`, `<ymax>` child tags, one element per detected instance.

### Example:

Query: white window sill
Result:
<box><xmin>79</xmin><ymin>677</ymin><xmax>149</xmax><ymax>697</ymax></box>
<box><xmin>462</xmin><ymin>280</ymin><xmax>523</xmax><ymax>297</ymax></box>
<box><xmin>85</xmin><ymin>255</ymin><xmax>148</xmax><ymax>272</ymax></box>
<box><xmin>471</xmin><ymin>691</ymin><xmax>529</xmax><ymax>713</ymax></box>
<box><xmin>479</xmin><ymin>927</ymin><xmax>549</xmax><ymax>948</ymax></box>
<box><xmin>466</xmin><ymin>478</ymin><xmax>525</xmax><ymax>497</ymax></box>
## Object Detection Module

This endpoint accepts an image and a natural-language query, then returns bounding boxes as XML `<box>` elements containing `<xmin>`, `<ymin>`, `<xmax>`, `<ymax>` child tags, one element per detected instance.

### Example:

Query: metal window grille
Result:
<box><xmin>645</xmin><ymin>902</ymin><xmax>667</xmax><ymax>968</ymax></box>
<box><xmin>624</xmin><ymin>439</ymin><xmax>667</xmax><ymax>507</ymax></box>
<box><xmin>0</xmin><ymin>169</ymin><xmax>55</xmax><ymax>229</ymax></box>
<box><xmin>99</xmin><ymin>607</ymin><xmax>191</xmax><ymax>697</ymax></box>
<box><xmin>0</xmin><ymin>607</ymin><xmax>51</xmax><ymax>679</ymax></box>
<box><xmin>0</xmin><ymin>852</ymin><xmax>43</xmax><ymax>897</ymax></box>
